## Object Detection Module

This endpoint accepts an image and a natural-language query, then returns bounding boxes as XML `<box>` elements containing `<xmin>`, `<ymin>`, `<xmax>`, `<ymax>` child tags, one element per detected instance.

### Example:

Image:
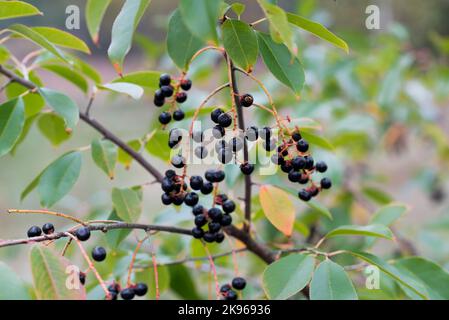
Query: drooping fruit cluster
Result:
<box><xmin>153</xmin><ymin>73</ymin><xmax>192</xmax><ymax>125</ymax></box>
<box><xmin>27</xmin><ymin>222</ymin><xmax>55</xmax><ymax>237</ymax></box>
<box><xmin>219</xmin><ymin>277</ymin><xmax>246</xmax><ymax>300</ymax></box>
<box><xmin>107</xmin><ymin>282</ymin><xmax>148</xmax><ymax>300</ymax></box>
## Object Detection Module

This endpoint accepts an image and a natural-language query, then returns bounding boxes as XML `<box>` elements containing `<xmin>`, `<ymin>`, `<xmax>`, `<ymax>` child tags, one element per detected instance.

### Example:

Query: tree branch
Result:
<box><xmin>0</xmin><ymin>64</ymin><xmax>164</xmax><ymax>183</ymax></box>
<box><xmin>228</xmin><ymin>61</ymin><xmax>252</xmax><ymax>233</ymax></box>
<box><xmin>0</xmin><ymin>222</ymin><xmax>192</xmax><ymax>248</ymax></box>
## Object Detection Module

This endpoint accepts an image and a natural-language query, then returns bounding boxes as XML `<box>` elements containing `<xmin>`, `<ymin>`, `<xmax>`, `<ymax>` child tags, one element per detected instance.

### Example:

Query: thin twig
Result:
<box><xmin>8</xmin><ymin>209</ymin><xmax>86</xmax><ymax>225</ymax></box>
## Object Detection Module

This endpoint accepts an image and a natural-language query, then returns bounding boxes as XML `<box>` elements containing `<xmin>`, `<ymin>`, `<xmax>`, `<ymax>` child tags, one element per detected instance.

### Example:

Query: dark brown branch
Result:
<box><xmin>0</xmin><ymin>64</ymin><xmax>164</xmax><ymax>183</ymax></box>
<box><xmin>0</xmin><ymin>222</ymin><xmax>191</xmax><ymax>248</ymax></box>
<box><xmin>229</xmin><ymin>61</ymin><xmax>252</xmax><ymax>233</ymax></box>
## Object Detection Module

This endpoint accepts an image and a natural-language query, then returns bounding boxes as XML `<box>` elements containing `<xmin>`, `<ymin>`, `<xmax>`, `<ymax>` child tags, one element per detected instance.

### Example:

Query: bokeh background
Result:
<box><xmin>1</xmin><ymin>0</ymin><xmax>449</xmax><ymax>299</ymax></box>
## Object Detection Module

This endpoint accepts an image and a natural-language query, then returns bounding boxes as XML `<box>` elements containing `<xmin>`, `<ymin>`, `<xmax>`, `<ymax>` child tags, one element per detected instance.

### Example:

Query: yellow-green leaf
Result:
<box><xmin>259</xmin><ymin>184</ymin><xmax>295</xmax><ymax>236</ymax></box>
<box><xmin>32</xmin><ymin>27</ymin><xmax>91</xmax><ymax>54</ymax></box>
<box><xmin>112</xmin><ymin>187</ymin><xmax>142</xmax><ymax>222</ymax></box>
<box><xmin>37</xmin><ymin>113</ymin><xmax>71</xmax><ymax>146</ymax></box>
<box><xmin>0</xmin><ymin>1</ymin><xmax>42</xmax><ymax>20</ymax></box>
<box><xmin>91</xmin><ymin>139</ymin><xmax>118</xmax><ymax>179</ymax></box>
<box><xmin>85</xmin><ymin>0</ymin><xmax>111</xmax><ymax>45</ymax></box>
<box><xmin>325</xmin><ymin>224</ymin><xmax>394</xmax><ymax>240</ymax></box>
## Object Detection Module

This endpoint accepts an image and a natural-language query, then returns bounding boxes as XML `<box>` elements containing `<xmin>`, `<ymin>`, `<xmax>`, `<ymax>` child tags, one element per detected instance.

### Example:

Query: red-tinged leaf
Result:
<box><xmin>259</xmin><ymin>185</ymin><xmax>295</xmax><ymax>236</ymax></box>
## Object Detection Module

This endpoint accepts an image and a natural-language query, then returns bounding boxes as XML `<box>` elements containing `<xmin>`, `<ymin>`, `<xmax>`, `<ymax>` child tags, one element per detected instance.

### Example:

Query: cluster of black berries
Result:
<box><xmin>272</xmin><ymin>130</ymin><xmax>332</xmax><ymax>201</ymax></box>
<box><xmin>27</xmin><ymin>222</ymin><xmax>55</xmax><ymax>237</ymax></box>
<box><xmin>160</xmin><ymin>169</ymin><xmax>207</xmax><ymax>206</ymax></box>
<box><xmin>191</xmin><ymin>191</ymin><xmax>235</xmax><ymax>243</ymax></box>
<box><xmin>154</xmin><ymin>73</ymin><xmax>192</xmax><ymax>125</ymax></box>
<box><xmin>220</xmin><ymin>277</ymin><xmax>246</xmax><ymax>300</ymax></box>
<box><xmin>107</xmin><ymin>282</ymin><xmax>148</xmax><ymax>300</ymax></box>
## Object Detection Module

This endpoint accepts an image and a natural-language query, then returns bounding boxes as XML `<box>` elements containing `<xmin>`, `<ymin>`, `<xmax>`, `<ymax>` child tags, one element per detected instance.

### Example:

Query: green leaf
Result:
<box><xmin>145</xmin><ymin>130</ymin><xmax>170</xmax><ymax>162</ymax></box>
<box><xmin>0</xmin><ymin>1</ymin><xmax>42</xmax><ymax>20</ymax></box>
<box><xmin>346</xmin><ymin>251</ymin><xmax>428</xmax><ymax>300</ymax></box>
<box><xmin>118</xmin><ymin>139</ymin><xmax>141</xmax><ymax>168</ymax></box>
<box><xmin>0</xmin><ymin>261</ymin><xmax>31</xmax><ymax>299</ymax></box>
<box><xmin>135</xmin><ymin>264</ymin><xmax>171</xmax><ymax>299</ymax></box>
<box><xmin>31</xmin><ymin>27</ymin><xmax>90</xmax><ymax>54</ymax></box>
<box><xmin>91</xmin><ymin>139</ymin><xmax>118</xmax><ymax>179</ymax></box>
<box><xmin>38</xmin><ymin>113</ymin><xmax>71</xmax><ymax>146</ymax></box>
<box><xmin>310</xmin><ymin>260</ymin><xmax>357</xmax><ymax>300</ymax></box>
<box><xmin>230</xmin><ymin>2</ymin><xmax>245</xmax><ymax>17</ymax></box>
<box><xmin>7</xmin><ymin>24</ymin><xmax>69</xmax><ymax>63</ymax></box>
<box><xmin>167</xmin><ymin>9</ymin><xmax>204</xmax><ymax>71</ymax></box>
<box><xmin>222</xmin><ymin>19</ymin><xmax>258</xmax><ymax>72</ymax></box>
<box><xmin>300</xmin><ymin>131</ymin><xmax>334</xmax><ymax>151</ymax></box>
<box><xmin>179</xmin><ymin>0</ymin><xmax>221</xmax><ymax>44</ymax></box>
<box><xmin>21</xmin><ymin>163</ymin><xmax>47</xmax><ymax>201</ymax></box>
<box><xmin>257</xmin><ymin>32</ymin><xmax>305</xmax><ymax>95</ymax></box>
<box><xmin>0</xmin><ymin>45</ymin><xmax>10</xmax><ymax>64</ymax></box>
<box><xmin>108</xmin><ymin>0</ymin><xmax>151</xmax><ymax>75</ymax></box>
<box><xmin>286</xmin><ymin>13</ymin><xmax>348</xmax><ymax>53</ymax></box>
<box><xmin>105</xmin><ymin>210</ymin><xmax>131</xmax><ymax>249</ymax></box>
<box><xmin>111</xmin><ymin>187</ymin><xmax>142</xmax><ymax>222</ymax></box>
<box><xmin>361</xmin><ymin>186</ymin><xmax>393</xmax><ymax>205</ymax></box>
<box><xmin>325</xmin><ymin>224</ymin><xmax>394</xmax><ymax>240</ymax></box>
<box><xmin>394</xmin><ymin>257</ymin><xmax>449</xmax><ymax>300</ymax></box>
<box><xmin>256</xmin><ymin>0</ymin><xmax>294</xmax><ymax>55</ymax></box>
<box><xmin>306</xmin><ymin>199</ymin><xmax>332</xmax><ymax>220</ymax></box>
<box><xmin>98</xmin><ymin>82</ymin><xmax>144</xmax><ymax>100</ymax></box>
<box><xmin>11</xmin><ymin>113</ymin><xmax>38</xmax><ymax>155</ymax></box>
<box><xmin>0</xmin><ymin>98</ymin><xmax>24</xmax><ymax>158</ymax></box>
<box><xmin>85</xmin><ymin>0</ymin><xmax>111</xmax><ymax>45</ymax></box>
<box><xmin>40</xmin><ymin>64</ymin><xmax>89</xmax><ymax>93</ymax></box>
<box><xmin>169</xmin><ymin>264</ymin><xmax>201</xmax><ymax>299</ymax></box>
<box><xmin>38</xmin><ymin>151</ymin><xmax>82</xmax><ymax>207</ymax></box>
<box><xmin>112</xmin><ymin>71</ymin><xmax>161</xmax><ymax>90</ymax></box>
<box><xmin>39</xmin><ymin>87</ymin><xmax>79</xmax><ymax>131</ymax></box>
<box><xmin>370</xmin><ymin>203</ymin><xmax>408</xmax><ymax>226</ymax></box>
<box><xmin>30</xmin><ymin>246</ymin><xmax>86</xmax><ymax>300</ymax></box>
<box><xmin>259</xmin><ymin>185</ymin><xmax>295</xmax><ymax>236</ymax></box>
<box><xmin>5</xmin><ymin>70</ymin><xmax>45</xmax><ymax>117</ymax></box>
<box><xmin>263</xmin><ymin>253</ymin><xmax>315</xmax><ymax>299</ymax></box>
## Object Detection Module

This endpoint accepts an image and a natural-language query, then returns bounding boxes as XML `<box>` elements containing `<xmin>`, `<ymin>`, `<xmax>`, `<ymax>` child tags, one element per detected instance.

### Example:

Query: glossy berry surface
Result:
<box><xmin>134</xmin><ymin>283</ymin><xmax>148</xmax><ymax>296</ymax></box>
<box><xmin>232</xmin><ymin>277</ymin><xmax>246</xmax><ymax>290</ymax></box>
<box><xmin>27</xmin><ymin>226</ymin><xmax>42</xmax><ymax>237</ymax></box>
<box><xmin>75</xmin><ymin>227</ymin><xmax>91</xmax><ymax>241</ymax></box>
<box><xmin>159</xmin><ymin>111</ymin><xmax>172</xmax><ymax>124</ymax></box>
<box><xmin>190</xmin><ymin>176</ymin><xmax>203</xmax><ymax>190</ymax></box>
<box><xmin>92</xmin><ymin>246</ymin><xmax>107</xmax><ymax>262</ymax></box>
<box><xmin>240</xmin><ymin>93</ymin><xmax>254</xmax><ymax>107</ymax></box>
<box><xmin>222</xmin><ymin>200</ymin><xmax>235</xmax><ymax>213</ymax></box>
<box><xmin>296</xmin><ymin>139</ymin><xmax>309</xmax><ymax>153</ymax></box>
<box><xmin>211</xmin><ymin>108</ymin><xmax>224</xmax><ymax>123</ymax></box>
<box><xmin>315</xmin><ymin>161</ymin><xmax>328</xmax><ymax>173</ymax></box>
<box><xmin>175</xmin><ymin>92</ymin><xmax>187</xmax><ymax>103</ymax></box>
<box><xmin>321</xmin><ymin>177</ymin><xmax>332</xmax><ymax>189</ymax></box>
<box><xmin>42</xmin><ymin>223</ymin><xmax>55</xmax><ymax>235</ymax></box>
<box><xmin>160</xmin><ymin>85</ymin><xmax>174</xmax><ymax>97</ymax></box>
<box><xmin>180</xmin><ymin>79</ymin><xmax>192</xmax><ymax>91</ymax></box>
<box><xmin>192</xmin><ymin>227</ymin><xmax>204</xmax><ymax>239</ymax></box>
<box><xmin>120</xmin><ymin>288</ymin><xmax>135</xmax><ymax>300</ymax></box>
<box><xmin>159</xmin><ymin>73</ymin><xmax>171</xmax><ymax>86</ymax></box>
<box><xmin>240</xmin><ymin>163</ymin><xmax>254</xmax><ymax>175</ymax></box>
<box><xmin>298</xmin><ymin>189</ymin><xmax>311</xmax><ymax>201</ymax></box>
<box><xmin>173</xmin><ymin>109</ymin><xmax>185</xmax><ymax>121</ymax></box>
<box><xmin>217</xmin><ymin>113</ymin><xmax>232</xmax><ymax>128</ymax></box>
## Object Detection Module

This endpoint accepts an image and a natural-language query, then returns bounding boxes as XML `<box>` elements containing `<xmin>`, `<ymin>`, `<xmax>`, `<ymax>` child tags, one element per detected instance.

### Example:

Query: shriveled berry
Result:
<box><xmin>42</xmin><ymin>223</ymin><xmax>54</xmax><ymax>235</ymax></box>
<box><xmin>92</xmin><ymin>246</ymin><xmax>107</xmax><ymax>262</ymax></box>
<box><xmin>120</xmin><ymin>288</ymin><xmax>135</xmax><ymax>300</ymax></box>
<box><xmin>27</xmin><ymin>226</ymin><xmax>42</xmax><ymax>237</ymax></box>
<box><xmin>134</xmin><ymin>283</ymin><xmax>148</xmax><ymax>296</ymax></box>
<box><xmin>159</xmin><ymin>73</ymin><xmax>171</xmax><ymax>86</ymax></box>
<box><xmin>75</xmin><ymin>227</ymin><xmax>90</xmax><ymax>241</ymax></box>
<box><xmin>180</xmin><ymin>79</ymin><xmax>192</xmax><ymax>91</ymax></box>
<box><xmin>232</xmin><ymin>277</ymin><xmax>246</xmax><ymax>290</ymax></box>
<box><xmin>201</xmin><ymin>182</ymin><xmax>214</xmax><ymax>195</ymax></box>
<box><xmin>175</xmin><ymin>92</ymin><xmax>187</xmax><ymax>103</ymax></box>
<box><xmin>298</xmin><ymin>189</ymin><xmax>311</xmax><ymax>201</ymax></box>
<box><xmin>211</xmin><ymin>108</ymin><xmax>224</xmax><ymax>123</ymax></box>
<box><xmin>222</xmin><ymin>200</ymin><xmax>235</xmax><ymax>213</ymax></box>
<box><xmin>160</xmin><ymin>85</ymin><xmax>174</xmax><ymax>97</ymax></box>
<box><xmin>79</xmin><ymin>272</ymin><xmax>86</xmax><ymax>285</ymax></box>
<box><xmin>217</xmin><ymin>113</ymin><xmax>232</xmax><ymax>128</ymax></box>
<box><xmin>194</xmin><ymin>214</ymin><xmax>207</xmax><ymax>227</ymax></box>
<box><xmin>240</xmin><ymin>163</ymin><xmax>254</xmax><ymax>175</ymax></box>
<box><xmin>321</xmin><ymin>178</ymin><xmax>332</xmax><ymax>189</ymax></box>
<box><xmin>315</xmin><ymin>161</ymin><xmax>328</xmax><ymax>173</ymax></box>
<box><xmin>184</xmin><ymin>192</ymin><xmax>199</xmax><ymax>206</ymax></box>
<box><xmin>159</xmin><ymin>111</ymin><xmax>172</xmax><ymax>125</ymax></box>
<box><xmin>192</xmin><ymin>227</ymin><xmax>204</xmax><ymax>239</ymax></box>
<box><xmin>296</xmin><ymin>139</ymin><xmax>309</xmax><ymax>152</ymax></box>
<box><xmin>173</xmin><ymin>109</ymin><xmax>185</xmax><ymax>121</ymax></box>
<box><xmin>240</xmin><ymin>93</ymin><xmax>254</xmax><ymax>107</ymax></box>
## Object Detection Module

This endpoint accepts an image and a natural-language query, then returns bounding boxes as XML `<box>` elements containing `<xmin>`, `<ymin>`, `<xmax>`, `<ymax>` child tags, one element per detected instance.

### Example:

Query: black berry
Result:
<box><xmin>175</xmin><ymin>92</ymin><xmax>187</xmax><ymax>103</ymax></box>
<box><xmin>222</xmin><ymin>200</ymin><xmax>235</xmax><ymax>213</ymax></box>
<box><xmin>292</xmin><ymin>157</ymin><xmax>306</xmax><ymax>170</ymax></box>
<box><xmin>159</xmin><ymin>73</ymin><xmax>171</xmax><ymax>86</ymax></box>
<box><xmin>217</xmin><ymin>113</ymin><xmax>232</xmax><ymax>128</ymax></box>
<box><xmin>208</xmin><ymin>208</ymin><xmax>223</xmax><ymax>222</ymax></box>
<box><xmin>134</xmin><ymin>283</ymin><xmax>148</xmax><ymax>296</ymax></box>
<box><xmin>240</xmin><ymin>163</ymin><xmax>254</xmax><ymax>175</ymax></box>
<box><xmin>240</xmin><ymin>94</ymin><xmax>254</xmax><ymax>107</ymax></box>
<box><xmin>226</xmin><ymin>290</ymin><xmax>238</xmax><ymax>300</ymax></box>
<box><xmin>161</xmin><ymin>193</ymin><xmax>172</xmax><ymax>205</ymax></box>
<box><xmin>298</xmin><ymin>189</ymin><xmax>311</xmax><ymax>201</ymax></box>
<box><xmin>203</xmin><ymin>232</ymin><xmax>215</xmax><ymax>243</ymax></box>
<box><xmin>212</xmin><ymin>125</ymin><xmax>225</xmax><ymax>138</ymax></box>
<box><xmin>173</xmin><ymin>109</ymin><xmax>185</xmax><ymax>121</ymax></box>
<box><xmin>320</xmin><ymin>177</ymin><xmax>332</xmax><ymax>189</ymax></box>
<box><xmin>288</xmin><ymin>170</ymin><xmax>301</xmax><ymax>183</ymax></box>
<box><xmin>201</xmin><ymin>182</ymin><xmax>214</xmax><ymax>195</ymax></box>
<box><xmin>192</xmin><ymin>227</ymin><xmax>204</xmax><ymax>239</ymax></box>
<box><xmin>92</xmin><ymin>246</ymin><xmax>107</xmax><ymax>262</ymax></box>
<box><xmin>79</xmin><ymin>272</ymin><xmax>86</xmax><ymax>285</ymax></box>
<box><xmin>292</xmin><ymin>131</ymin><xmax>302</xmax><ymax>142</ymax></box>
<box><xmin>208</xmin><ymin>222</ymin><xmax>221</xmax><ymax>233</ymax></box>
<box><xmin>160</xmin><ymin>85</ymin><xmax>174</xmax><ymax>97</ymax></box>
<box><xmin>159</xmin><ymin>111</ymin><xmax>172</xmax><ymax>124</ymax></box>
<box><xmin>192</xmin><ymin>205</ymin><xmax>204</xmax><ymax>216</ymax></box>
<box><xmin>171</xmin><ymin>155</ymin><xmax>185</xmax><ymax>168</ymax></box>
<box><xmin>180</xmin><ymin>79</ymin><xmax>192</xmax><ymax>91</ymax></box>
<box><xmin>27</xmin><ymin>226</ymin><xmax>42</xmax><ymax>237</ymax></box>
<box><xmin>315</xmin><ymin>161</ymin><xmax>328</xmax><ymax>173</ymax></box>
<box><xmin>190</xmin><ymin>176</ymin><xmax>204</xmax><ymax>190</ymax></box>
<box><xmin>211</xmin><ymin>108</ymin><xmax>224</xmax><ymax>123</ymax></box>
<box><xmin>215</xmin><ymin>232</ymin><xmax>225</xmax><ymax>243</ymax></box>
<box><xmin>232</xmin><ymin>277</ymin><xmax>246</xmax><ymax>290</ymax></box>
<box><xmin>296</xmin><ymin>139</ymin><xmax>309</xmax><ymax>153</ymax></box>
<box><xmin>220</xmin><ymin>284</ymin><xmax>231</xmax><ymax>293</ymax></box>
<box><xmin>120</xmin><ymin>288</ymin><xmax>135</xmax><ymax>300</ymax></box>
<box><xmin>75</xmin><ymin>227</ymin><xmax>91</xmax><ymax>241</ymax></box>
<box><xmin>184</xmin><ymin>192</ymin><xmax>199</xmax><ymax>206</ymax></box>
<box><xmin>194</xmin><ymin>214</ymin><xmax>207</xmax><ymax>227</ymax></box>
<box><xmin>220</xmin><ymin>214</ymin><xmax>232</xmax><ymax>226</ymax></box>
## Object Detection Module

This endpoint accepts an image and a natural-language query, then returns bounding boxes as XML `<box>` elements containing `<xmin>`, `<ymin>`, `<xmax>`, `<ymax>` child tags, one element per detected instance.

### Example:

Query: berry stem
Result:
<box><xmin>8</xmin><ymin>209</ymin><xmax>87</xmax><ymax>225</ymax></box>
<box><xmin>202</xmin><ymin>243</ymin><xmax>220</xmax><ymax>300</ymax></box>
<box><xmin>150</xmin><ymin>243</ymin><xmax>160</xmax><ymax>300</ymax></box>
<box><xmin>65</xmin><ymin>232</ymin><xmax>111</xmax><ymax>300</ymax></box>
<box><xmin>127</xmin><ymin>236</ymin><xmax>149</xmax><ymax>287</ymax></box>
